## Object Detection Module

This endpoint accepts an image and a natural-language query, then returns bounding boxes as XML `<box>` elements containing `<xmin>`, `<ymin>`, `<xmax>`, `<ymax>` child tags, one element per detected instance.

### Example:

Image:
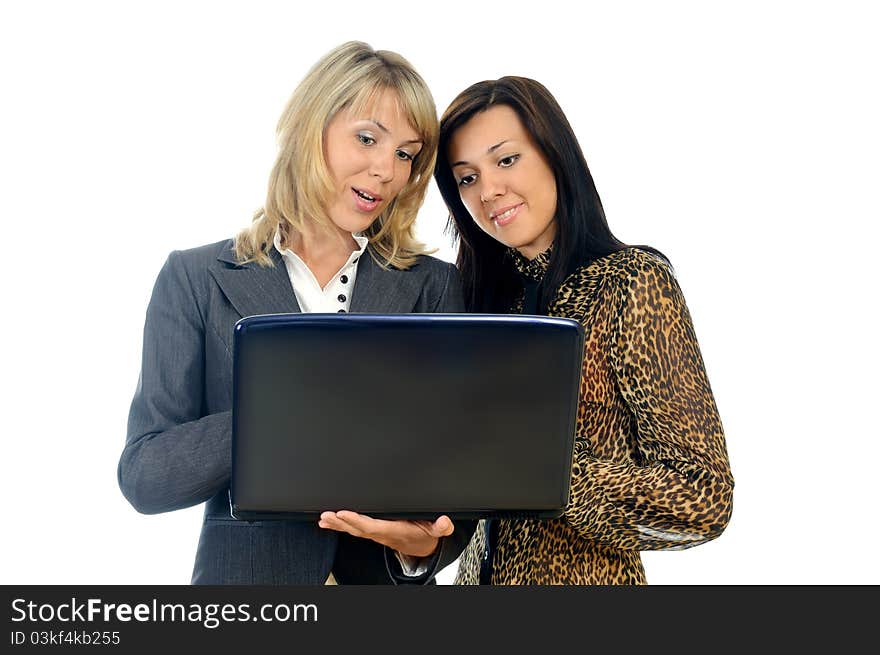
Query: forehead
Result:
<box><xmin>339</xmin><ymin>89</ymin><xmax>420</xmax><ymax>139</ymax></box>
<box><xmin>449</xmin><ymin>105</ymin><xmax>527</xmax><ymax>160</ymax></box>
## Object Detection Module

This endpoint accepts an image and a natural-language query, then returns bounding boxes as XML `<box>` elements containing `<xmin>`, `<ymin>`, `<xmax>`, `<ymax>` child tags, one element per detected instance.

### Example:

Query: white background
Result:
<box><xmin>1</xmin><ymin>0</ymin><xmax>878</xmax><ymax>585</ymax></box>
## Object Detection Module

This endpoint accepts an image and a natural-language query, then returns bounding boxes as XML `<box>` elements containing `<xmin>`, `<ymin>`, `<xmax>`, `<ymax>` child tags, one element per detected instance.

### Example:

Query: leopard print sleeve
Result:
<box><xmin>563</xmin><ymin>250</ymin><xmax>734</xmax><ymax>550</ymax></box>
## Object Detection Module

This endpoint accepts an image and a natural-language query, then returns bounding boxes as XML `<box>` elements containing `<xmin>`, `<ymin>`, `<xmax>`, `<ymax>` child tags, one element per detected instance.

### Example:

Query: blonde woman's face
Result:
<box><xmin>449</xmin><ymin>105</ymin><xmax>557</xmax><ymax>260</ymax></box>
<box><xmin>322</xmin><ymin>91</ymin><xmax>423</xmax><ymax>234</ymax></box>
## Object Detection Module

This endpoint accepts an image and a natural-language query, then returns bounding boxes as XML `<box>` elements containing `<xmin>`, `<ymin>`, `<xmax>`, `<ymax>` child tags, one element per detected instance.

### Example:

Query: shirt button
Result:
<box><xmin>337</xmin><ymin>309</ymin><xmax>346</xmax><ymax>313</ymax></box>
<box><xmin>340</xmin><ymin>275</ymin><xmax>348</xmax><ymax>284</ymax></box>
<box><xmin>338</xmin><ymin>294</ymin><xmax>347</xmax><ymax>302</ymax></box>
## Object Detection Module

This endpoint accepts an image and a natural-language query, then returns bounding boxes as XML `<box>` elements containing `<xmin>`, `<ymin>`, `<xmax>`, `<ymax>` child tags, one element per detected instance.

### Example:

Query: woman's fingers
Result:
<box><xmin>431</xmin><ymin>515</ymin><xmax>454</xmax><ymax>537</ymax></box>
<box><xmin>317</xmin><ymin>511</ymin><xmax>454</xmax><ymax>557</ymax></box>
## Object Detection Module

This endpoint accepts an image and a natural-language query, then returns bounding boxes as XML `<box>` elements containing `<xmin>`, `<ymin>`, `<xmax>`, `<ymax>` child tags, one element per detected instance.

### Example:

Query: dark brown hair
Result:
<box><xmin>436</xmin><ymin>77</ymin><xmax>639</xmax><ymax>312</ymax></box>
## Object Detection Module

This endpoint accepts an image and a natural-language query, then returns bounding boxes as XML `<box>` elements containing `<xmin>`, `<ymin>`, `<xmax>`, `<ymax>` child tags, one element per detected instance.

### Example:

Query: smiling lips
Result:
<box><xmin>352</xmin><ymin>187</ymin><xmax>382</xmax><ymax>213</ymax></box>
<box><xmin>489</xmin><ymin>203</ymin><xmax>523</xmax><ymax>227</ymax></box>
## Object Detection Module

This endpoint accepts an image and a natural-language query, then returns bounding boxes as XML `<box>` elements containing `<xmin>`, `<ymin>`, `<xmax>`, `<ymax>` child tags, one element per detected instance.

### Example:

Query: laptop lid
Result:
<box><xmin>230</xmin><ymin>313</ymin><xmax>584</xmax><ymax>521</ymax></box>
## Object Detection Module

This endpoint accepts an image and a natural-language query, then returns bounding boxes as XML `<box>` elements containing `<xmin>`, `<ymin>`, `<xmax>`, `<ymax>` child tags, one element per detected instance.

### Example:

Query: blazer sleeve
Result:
<box><xmin>118</xmin><ymin>251</ymin><xmax>232</xmax><ymax>514</ymax></box>
<box><xmin>563</xmin><ymin>254</ymin><xmax>734</xmax><ymax>550</ymax></box>
<box><xmin>383</xmin><ymin>522</ymin><xmax>478</xmax><ymax>585</ymax></box>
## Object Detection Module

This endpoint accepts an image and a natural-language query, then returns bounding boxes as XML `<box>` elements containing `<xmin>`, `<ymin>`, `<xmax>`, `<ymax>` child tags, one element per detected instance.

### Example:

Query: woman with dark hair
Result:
<box><xmin>435</xmin><ymin>77</ymin><xmax>734</xmax><ymax>584</ymax></box>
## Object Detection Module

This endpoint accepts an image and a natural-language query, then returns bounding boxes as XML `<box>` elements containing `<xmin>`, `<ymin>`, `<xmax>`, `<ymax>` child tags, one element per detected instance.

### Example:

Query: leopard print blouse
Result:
<box><xmin>454</xmin><ymin>247</ymin><xmax>734</xmax><ymax>585</ymax></box>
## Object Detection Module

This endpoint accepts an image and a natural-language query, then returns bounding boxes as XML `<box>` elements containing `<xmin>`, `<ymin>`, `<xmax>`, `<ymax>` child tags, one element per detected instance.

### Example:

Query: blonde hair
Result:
<box><xmin>234</xmin><ymin>41</ymin><xmax>438</xmax><ymax>269</ymax></box>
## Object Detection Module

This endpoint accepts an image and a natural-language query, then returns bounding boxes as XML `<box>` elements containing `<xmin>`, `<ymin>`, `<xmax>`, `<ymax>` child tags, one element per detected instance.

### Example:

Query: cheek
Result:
<box><xmin>332</xmin><ymin>140</ymin><xmax>370</xmax><ymax>180</ymax></box>
<box><xmin>469</xmin><ymin>210</ymin><xmax>494</xmax><ymax>237</ymax></box>
<box><xmin>460</xmin><ymin>191</ymin><xmax>483</xmax><ymax>223</ymax></box>
<box><xmin>542</xmin><ymin>188</ymin><xmax>558</xmax><ymax>222</ymax></box>
<box><xmin>325</xmin><ymin>151</ymin><xmax>348</xmax><ymax>188</ymax></box>
<box><xmin>323</xmin><ymin>131</ymin><xmax>344</xmax><ymax>173</ymax></box>
<box><xmin>526</xmin><ymin>173</ymin><xmax>556</xmax><ymax>223</ymax></box>
<box><xmin>538</xmin><ymin>167</ymin><xmax>558</xmax><ymax>219</ymax></box>
<box><xmin>388</xmin><ymin>164</ymin><xmax>412</xmax><ymax>198</ymax></box>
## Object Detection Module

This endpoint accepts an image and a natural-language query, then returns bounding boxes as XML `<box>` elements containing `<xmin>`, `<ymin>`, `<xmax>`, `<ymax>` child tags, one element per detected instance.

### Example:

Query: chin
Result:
<box><xmin>336</xmin><ymin>214</ymin><xmax>378</xmax><ymax>234</ymax></box>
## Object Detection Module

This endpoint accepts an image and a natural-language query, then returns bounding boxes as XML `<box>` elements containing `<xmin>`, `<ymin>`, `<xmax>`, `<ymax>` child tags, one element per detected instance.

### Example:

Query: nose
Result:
<box><xmin>479</xmin><ymin>169</ymin><xmax>505</xmax><ymax>204</ymax></box>
<box><xmin>369</xmin><ymin>148</ymin><xmax>395</xmax><ymax>184</ymax></box>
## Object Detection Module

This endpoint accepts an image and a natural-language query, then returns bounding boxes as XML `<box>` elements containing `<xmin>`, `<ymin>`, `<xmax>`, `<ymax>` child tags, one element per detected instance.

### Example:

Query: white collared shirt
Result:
<box><xmin>273</xmin><ymin>230</ymin><xmax>368</xmax><ymax>312</ymax></box>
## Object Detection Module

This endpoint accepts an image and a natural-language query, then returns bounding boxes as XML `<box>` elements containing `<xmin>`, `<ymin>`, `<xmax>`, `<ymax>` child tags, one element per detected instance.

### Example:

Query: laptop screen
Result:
<box><xmin>231</xmin><ymin>313</ymin><xmax>584</xmax><ymax>521</ymax></box>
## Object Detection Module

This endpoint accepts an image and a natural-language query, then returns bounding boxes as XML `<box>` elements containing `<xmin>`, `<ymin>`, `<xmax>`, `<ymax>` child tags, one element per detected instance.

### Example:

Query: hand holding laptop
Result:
<box><xmin>318</xmin><ymin>511</ymin><xmax>454</xmax><ymax>557</ymax></box>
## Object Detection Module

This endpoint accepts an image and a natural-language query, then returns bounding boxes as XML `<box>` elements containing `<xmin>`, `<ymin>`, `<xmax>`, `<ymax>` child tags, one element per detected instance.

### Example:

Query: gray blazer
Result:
<box><xmin>119</xmin><ymin>238</ymin><xmax>472</xmax><ymax>584</ymax></box>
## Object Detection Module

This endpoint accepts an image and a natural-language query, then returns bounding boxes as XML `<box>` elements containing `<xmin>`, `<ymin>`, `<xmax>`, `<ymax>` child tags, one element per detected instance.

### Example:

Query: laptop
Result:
<box><xmin>230</xmin><ymin>313</ymin><xmax>584</xmax><ymax>521</ymax></box>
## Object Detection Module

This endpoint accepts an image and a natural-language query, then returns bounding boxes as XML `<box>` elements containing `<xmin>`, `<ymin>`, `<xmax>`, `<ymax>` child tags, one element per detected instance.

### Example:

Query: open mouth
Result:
<box><xmin>352</xmin><ymin>187</ymin><xmax>382</xmax><ymax>212</ymax></box>
<box><xmin>353</xmin><ymin>187</ymin><xmax>382</xmax><ymax>202</ymax></box>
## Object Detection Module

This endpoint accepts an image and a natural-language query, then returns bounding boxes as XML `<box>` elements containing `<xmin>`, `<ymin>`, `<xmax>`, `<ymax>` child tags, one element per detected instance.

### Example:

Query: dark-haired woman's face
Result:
<box><xmin>448</xmin><ymin>105</ymin><xmax>557</xmax><ymax>259</ymax></box>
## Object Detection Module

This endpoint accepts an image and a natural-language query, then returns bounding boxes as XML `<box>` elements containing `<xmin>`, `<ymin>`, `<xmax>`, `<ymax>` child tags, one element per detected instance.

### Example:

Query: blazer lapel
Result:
<box><xmin>209</xmin><ymin>242</ymin><xmax>301</xmax><ymax>318</ymax></box>
<box><xmin>350</xmin><ymin>249</ymin><xmax>422</xmax><ymax>314</ymax></box>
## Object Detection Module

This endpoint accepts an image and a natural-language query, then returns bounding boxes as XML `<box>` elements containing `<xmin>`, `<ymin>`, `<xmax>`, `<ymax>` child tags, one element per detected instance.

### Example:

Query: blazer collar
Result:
<box><xmin>210</xmin><ymin>241</ymin><xmax>301</xmax><ymax>319</ymax></box>
<box><xmin>210</xmin><ymin>240</ymin><xmax>424</xmax><ymax>317</ymax></box>
<box><xmin>350</xmin><ymin>249</ymin><xmax>423</xmax><ymax>314</ymax></box>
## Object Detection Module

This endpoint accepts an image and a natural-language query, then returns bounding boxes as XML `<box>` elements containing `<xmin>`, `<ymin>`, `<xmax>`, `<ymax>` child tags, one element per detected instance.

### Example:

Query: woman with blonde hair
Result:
<box><xmin>119</xmin><ymin>42</ymin><xmax>470</xmax><ymax>585</ymax></box>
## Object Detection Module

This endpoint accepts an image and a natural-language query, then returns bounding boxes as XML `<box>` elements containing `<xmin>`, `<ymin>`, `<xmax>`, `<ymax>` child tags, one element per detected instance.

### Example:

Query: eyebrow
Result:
<box><xmin>367</xmin><ymin>119</ymin><xmax>422</xmax><ymax>145</ymax></box>
<box><xmin>451</xmin><ymin>140</ymin><xmax>510</xmax><ymax>167</ymax></box>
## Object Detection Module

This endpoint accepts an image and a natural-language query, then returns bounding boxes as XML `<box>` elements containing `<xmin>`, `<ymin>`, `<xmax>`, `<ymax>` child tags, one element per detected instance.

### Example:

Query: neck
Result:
<box><xmin>285</xmin><ymin>221</ymin><xmax>359</xmax><ymax>271</ymax></box>
<box><xmin>282</xmin><ymin>221</ymin><xmax>361</xmax><ymax>289</ymax></box>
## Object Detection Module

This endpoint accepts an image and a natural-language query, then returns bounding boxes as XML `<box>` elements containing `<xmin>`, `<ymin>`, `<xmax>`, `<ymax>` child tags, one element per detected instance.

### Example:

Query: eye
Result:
<box><xmin>395</xmin><ymin>149</ymin><xmax>415</xmax><ymax>162</ymax></box>
<box><xmin>498</xmin><ymin>154</ymin><xmax>520</xmax><ymax>168</ymax></box>
<box><xmin>357</xmin><ymin>133</ymin><xmax>376</xmax><ymax>146</ymax></box>
<box><xmin>457</xmin><ymin>174</ymin><xmax>477</xmax><ymax>188</ymax></box>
